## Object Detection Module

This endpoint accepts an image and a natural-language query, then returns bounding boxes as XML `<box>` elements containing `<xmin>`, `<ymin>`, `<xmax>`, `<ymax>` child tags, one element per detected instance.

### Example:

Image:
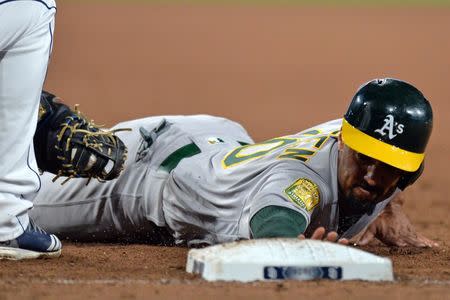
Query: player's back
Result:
<box><xmin>161</xmin><ymin>119</ymin><xmax>343</xmax><ymax>246</ymax></box>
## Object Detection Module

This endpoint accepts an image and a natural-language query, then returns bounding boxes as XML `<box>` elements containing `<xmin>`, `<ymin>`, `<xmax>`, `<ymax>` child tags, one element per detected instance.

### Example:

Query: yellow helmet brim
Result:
<box><xmin>341</xmin><ymin>119</ymin><xmax>424</xmax><ymax>172</ymax></box>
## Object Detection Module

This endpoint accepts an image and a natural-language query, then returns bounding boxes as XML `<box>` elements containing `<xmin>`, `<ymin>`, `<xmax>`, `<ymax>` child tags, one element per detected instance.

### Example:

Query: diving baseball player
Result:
<box><xmin>0</xmin><ymin>0</ymin><xmax>61</xmax><ymax>259</ymax></box>
<box><xmin>30</xmin><ymin>79</ymin><xmax>436</xmax><ymax>248</ymax></box>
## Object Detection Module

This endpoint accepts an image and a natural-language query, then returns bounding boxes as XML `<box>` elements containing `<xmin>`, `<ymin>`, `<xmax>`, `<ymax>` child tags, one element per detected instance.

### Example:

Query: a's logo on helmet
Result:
<box><xmin>374</xmin><ymin>114</ymin><xmax>404</xmax><ymax>140</ymax></box>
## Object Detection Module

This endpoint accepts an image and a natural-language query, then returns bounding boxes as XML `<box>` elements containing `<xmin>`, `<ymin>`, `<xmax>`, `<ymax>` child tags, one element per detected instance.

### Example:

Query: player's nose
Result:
<box><xmin>363</xmin><ymin>163</ymin><xmax>379</xmax><ymax>186</ymax></box>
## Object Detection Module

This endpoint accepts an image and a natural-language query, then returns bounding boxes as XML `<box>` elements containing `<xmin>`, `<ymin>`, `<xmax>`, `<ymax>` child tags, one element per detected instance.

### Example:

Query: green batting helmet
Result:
<box><xmin>341</xmin><ymin>78</ymin><xmax>433</xmax><ymax>173</ymax></box>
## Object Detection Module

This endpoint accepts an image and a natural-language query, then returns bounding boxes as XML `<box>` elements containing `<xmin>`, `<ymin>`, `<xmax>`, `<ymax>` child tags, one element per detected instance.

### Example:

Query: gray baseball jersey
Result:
<box><xmin>30</xmin><ymin>115</ymin><xmax>397</xmax><ymax>247</ymax></box>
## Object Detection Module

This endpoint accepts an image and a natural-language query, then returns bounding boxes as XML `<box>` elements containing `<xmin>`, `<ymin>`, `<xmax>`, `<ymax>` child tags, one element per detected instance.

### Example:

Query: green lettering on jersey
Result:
<box><xmin>221</xmin><ymin>127</ymin><xmax>338</xmax><ymax>169</ymax></box>
<box><xmin>312</xmin><ymin>136</ymin><xmax>329</xmax><ymax>149</ymax></box>
<box><xmin>278</xmin><ymin>135</ymin><xmax>330</xmax><ymax>162</ymax></box>
<box><xmin>222</xmin><ymin>137</ymin><xmax>298</xmax><ymax>169</ymax></box>
<box><xmin>278</xmin><ymin>148</ymin><xmax>315</xmax><ymax>162</ymax></box>
<box><xmin>301</xmin><ymin>129</ymin><xmax>321</xmax><ymax>136</ymax></box>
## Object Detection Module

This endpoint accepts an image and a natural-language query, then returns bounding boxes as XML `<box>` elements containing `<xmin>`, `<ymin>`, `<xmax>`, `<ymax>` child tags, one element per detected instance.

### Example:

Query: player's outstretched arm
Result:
<box><xmin>355</xmin><ymin>193</ymin><xmax>438</xmax><ymax>248</ymax></box>
<box><xmin>250</xmin><ymin>206</ymin><xmax>348</xmax><ymax>245</ymax></box>
<box><xmin>34</xmin><ymin>91</ymin><xmax>130</xmax><ymax>184</ymax></box>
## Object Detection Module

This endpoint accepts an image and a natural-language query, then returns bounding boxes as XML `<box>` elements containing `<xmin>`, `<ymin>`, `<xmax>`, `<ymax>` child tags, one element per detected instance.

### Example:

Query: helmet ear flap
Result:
<box><xmin>398</xmin><ymin>161</ymin><xmax>425</xmax><ymax>190</ymax></box>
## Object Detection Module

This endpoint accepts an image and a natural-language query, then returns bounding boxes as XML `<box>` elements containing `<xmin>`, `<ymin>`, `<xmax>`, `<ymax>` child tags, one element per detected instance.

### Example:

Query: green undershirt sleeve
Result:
<box><xmin>250</xmin><ymin>205</ymin><xmax>308</xmax><ymax>238</ymax></box>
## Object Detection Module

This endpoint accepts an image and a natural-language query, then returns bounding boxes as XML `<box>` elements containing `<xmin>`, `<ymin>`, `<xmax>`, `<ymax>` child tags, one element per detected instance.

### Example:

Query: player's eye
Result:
<box><xmin>379</xmin><ymin>161</ymin><xmax>404</xmax><ymax>176</ymax></box>
<box><xmin>355</xmin><ymin>152</ymin><xmax>373</xmax><ymax>164</ymax></box>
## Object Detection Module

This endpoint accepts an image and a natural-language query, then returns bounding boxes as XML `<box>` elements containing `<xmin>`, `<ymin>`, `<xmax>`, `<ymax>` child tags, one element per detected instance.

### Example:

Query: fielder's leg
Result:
<box><xmin>0</xmin><ymin>0</ymin><xmax>61</xmax><ymax>259</ymax></box>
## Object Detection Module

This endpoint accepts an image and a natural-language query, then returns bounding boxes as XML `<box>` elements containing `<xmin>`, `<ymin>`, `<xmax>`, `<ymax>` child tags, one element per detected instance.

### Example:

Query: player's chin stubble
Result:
<box><xmin>346</xmin><ymin>190</ymin><xmax>378</xmax><ymax>215</ymax></box>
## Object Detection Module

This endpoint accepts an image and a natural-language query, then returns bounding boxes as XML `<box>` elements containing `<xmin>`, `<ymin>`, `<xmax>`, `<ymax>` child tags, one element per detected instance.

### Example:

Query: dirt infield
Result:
<box><xmin>2</xmin><ymin>3</ymin><xmax>450</xmax><ymax>299</ymax></box>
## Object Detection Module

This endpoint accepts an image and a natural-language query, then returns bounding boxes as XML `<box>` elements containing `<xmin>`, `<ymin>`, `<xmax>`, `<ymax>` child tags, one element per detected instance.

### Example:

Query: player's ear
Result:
<box><xmin>337</xmin><ymin>132</ymin><xmax>344</xmax><ymax>151</ymax></box>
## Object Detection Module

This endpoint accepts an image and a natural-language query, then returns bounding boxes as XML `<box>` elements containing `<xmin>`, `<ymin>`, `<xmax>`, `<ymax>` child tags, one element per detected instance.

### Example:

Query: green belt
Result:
<box><xmin>159</xmin><ymin>143</ymin><xmax>201</xmax><ymax>173</ymax></box>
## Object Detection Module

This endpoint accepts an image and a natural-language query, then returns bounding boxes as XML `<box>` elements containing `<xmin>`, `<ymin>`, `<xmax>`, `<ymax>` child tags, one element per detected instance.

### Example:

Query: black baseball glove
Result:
<box><xmin>34</xmin><ymin>91</ymin><xmax>130</xmax><ymax>184</ymax></box>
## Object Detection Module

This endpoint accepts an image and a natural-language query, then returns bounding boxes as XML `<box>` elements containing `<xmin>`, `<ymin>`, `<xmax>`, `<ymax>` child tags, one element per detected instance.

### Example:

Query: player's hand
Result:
<box><xmin>356</xmin><ymin>194</ymin><xmax>438</xmax><ymax>248</ymax></box>
<box><xmin>298</xmin><ymin>227</ymin><xmax>349</xmax><ymax>245</ymax></box>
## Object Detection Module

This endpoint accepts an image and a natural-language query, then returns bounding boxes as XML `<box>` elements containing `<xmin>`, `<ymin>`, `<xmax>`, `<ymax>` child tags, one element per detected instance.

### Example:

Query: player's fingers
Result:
<box><xmin>406</xmin><ymin>234</ymin><xmax>439</xmax><ymax>248</ymax></box>
<box><xmin>392</xmin><ymin>239</ymin><xmax>408</xmax><ymax>247</ymax></box>
<box><xmin>399</xmin><ymin>233</ymin><xmax>427</xmax><ymax>247</ymax></box>
<box><xmin>417</xmin><ymin>234</ymin><xmax>439</xmax><ymax>247</ymax></box>
<box><xmin>356</xmin><ymin>230</ymin><xmax>375</xmax><ymax>246</ymax></box>
<box><xmin>429</xmin><ymin>241</ymin><xmax>439</xmax><ymax>247</ymax></box>
<box><xmin>311</xmin><ymin>227</ymin><xmax>326</xmax><ymax>240</ymax></box>
<box><xmin>426</xmin><ymin>239</ymin><xmax>439</xmax><ymax>247</ymax></box>
<box><xmin>406</xmin><ymin>237</ymin><xmax>427</xmax><ymax>248</ymax></box>
<box><xmin>338</xmin><ymin>238</ymin><xmax>349</xmax><ymax>245</ymax></box>
<box><xmin>325</xmin><ymin>231</ymin><xmax>338</xmax><ymax>242</ymax></box>
<box><xmin>298</xmin><ymin>234</ymin><xmax>306</xmax><ymax>240</ymax></box>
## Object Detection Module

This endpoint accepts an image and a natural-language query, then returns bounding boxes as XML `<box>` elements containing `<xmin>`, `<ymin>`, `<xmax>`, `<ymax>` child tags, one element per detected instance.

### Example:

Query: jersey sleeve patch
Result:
<box><xmin>284</xmin><ymin>178</ymin><xmax>320</xmax><ymax>212</ymax></box>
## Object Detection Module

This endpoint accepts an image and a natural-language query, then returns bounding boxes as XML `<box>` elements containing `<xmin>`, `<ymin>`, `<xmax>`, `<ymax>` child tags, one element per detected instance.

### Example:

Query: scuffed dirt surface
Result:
<box><xmin>0</xmin><ymin>243</ymin><xmax>449</xmax><ymax>299</ymax></box>
<box><xmin>1</xmin><ymin>3</ymin><xmax>449</xmax><ymax>299</ymax></box>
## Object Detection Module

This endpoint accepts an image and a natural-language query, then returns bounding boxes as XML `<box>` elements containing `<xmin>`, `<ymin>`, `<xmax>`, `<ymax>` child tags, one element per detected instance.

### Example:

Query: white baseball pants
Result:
<box><xmin>0</xmin><ymin>0</ymin><xmax>56</xmax><ymax>240</ymax></box>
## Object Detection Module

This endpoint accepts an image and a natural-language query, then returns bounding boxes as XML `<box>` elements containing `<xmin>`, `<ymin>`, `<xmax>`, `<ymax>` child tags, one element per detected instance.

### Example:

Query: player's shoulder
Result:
<box><xmin>247</xmin><ymin>163</ymin><xmax>327</xmax><ymax>223</ymax></box>
<box><xmin>297</xmin><ymin>118</ymin><xmax>343</xmax><ymax>137</ymax></box>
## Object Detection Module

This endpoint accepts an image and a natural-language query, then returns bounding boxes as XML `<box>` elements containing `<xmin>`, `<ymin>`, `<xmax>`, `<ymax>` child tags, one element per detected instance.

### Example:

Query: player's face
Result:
<box><xmin>337</xmin><ymin>136</ymin><xmax>403</xmax><ymax>207</ymax></box>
